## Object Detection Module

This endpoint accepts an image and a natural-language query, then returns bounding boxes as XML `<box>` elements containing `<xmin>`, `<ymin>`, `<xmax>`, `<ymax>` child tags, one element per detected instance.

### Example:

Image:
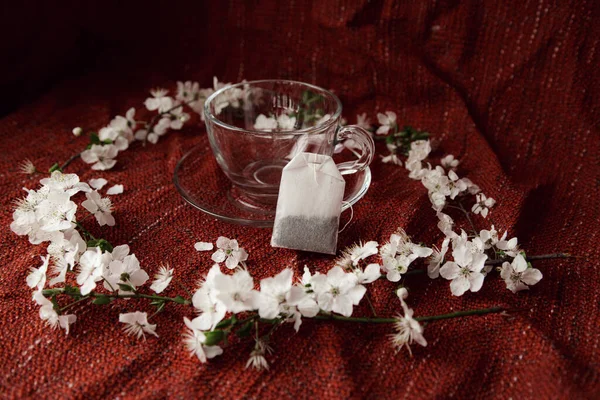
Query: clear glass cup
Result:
<box><xmin>204</xmin><ymin>80</ymin><xmax>374</xmax><ymax>212</ymax></box>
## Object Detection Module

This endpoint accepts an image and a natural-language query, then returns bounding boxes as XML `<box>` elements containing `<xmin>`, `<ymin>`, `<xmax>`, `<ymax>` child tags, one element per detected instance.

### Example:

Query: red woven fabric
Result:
<box><xmin>1</xmin><ymin>1</ymin><xmax>599</xmax><ymax>398</ymax></box>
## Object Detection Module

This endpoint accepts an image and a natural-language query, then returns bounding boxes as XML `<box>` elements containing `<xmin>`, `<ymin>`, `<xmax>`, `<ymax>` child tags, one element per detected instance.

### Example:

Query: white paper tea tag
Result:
<box><xmin>271</xmin><ymin>152</ymin><xmax>345</xmax><ymax>254</ymax></box>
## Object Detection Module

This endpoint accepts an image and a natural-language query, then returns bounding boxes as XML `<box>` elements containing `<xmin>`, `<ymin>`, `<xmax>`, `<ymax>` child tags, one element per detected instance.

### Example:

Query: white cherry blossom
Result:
<box><xmin>144</xmin><ymin>88</ymin><xmax>173</xmax><ymax>113</ymax></box>
<box><xmin>427</xmin><ymin>237</ymin><xmax>450</xmax><ymax>279</ymax></box>
<box><xmin>35</xmin><ymin>191</ymin><xmax>77</xmax><ymax>232</ymax></box>
<box><xmin>381</xmin><ymin>152</ymin><xmax>402</xmax><ymax>165</ymax></box>
<box><xmin>119</xmin><ymin>312</ymin><xmax>158</xmax><ymax>340</ymax></box>
<box><xmin>26</xmin><ymin>255</ymin><xmax>50</xmax><ymax>291</ymax></box>
<box><xmin>33</xmin><ymin>291</ymin><xmax>76</xmax><ymax>334</ymax></box>
<box><xmin>191</xmin><ymin>264</ymin><xmax>227</xmax><ymax>330</ymax></box>
<box><xmin>254</xmin><ymin>114</ymin><xmax>278</xmax><ymax>131</ymax></box>
<box><xmin>212</xmin><ymin>268</ymin><xmax>259</xmax><ymax>313</ymax></box>
<box><xmin>376</xmin><ymin>111</ymin><xmax>397</xmax><ymax>135</ymax></box>
<box><xmin>472</xmin><ymin>193</ymin><xmax>496</xmax><ymax>218</ymax></box>
<box><xmin>82</xmin><ymin>191</ymin><xmax>115</xmax><ymax>227</ymax></box>
<box><xmin>390</xmin><ymin>305</ymin><xmax>427</xmax><ymax>355</ymax></box>
<box><xmin>439</xmin><ymin>241</ymin><xmax>488</xmax><ymax>296</ymax></box>
<box><xmin>257</xmin><ymin>268</ymin><xmax>294</xmax><ymax>319</ymax></box>
<box><xmin>81</xmin><ymin>144</ymin><xmax>118</xmax><ymax>171</ymax></box>
<box><xmin>182</xmin><ymin>317</ymin><xmax>223</xmax><ymax>363</ymax></box>
<box><xmin>436</xmin><ymin>212</ymin><xmax>456</xmax><ymax>238</ymax></box>
<box><xmin>497</xmin><ymin>235</ymin><xmax>519</xmax><ymax>257</ymax></box>
<box><xmin>40</xmin><ymin>171</ymin><xmax>91</xmax><ymax>196</ymax></box>
<box><xmin>104</xmin><ymin>254</ymin><xmax>149</xmax><ymax>293</ymax></box>
<box><xmin>108</xmin><ymin>107</ymin><xmax>136</xmax><ymax>142</ymax></box>
<box><xmin>500</xmin><ymin>254</ymin><xmax>542</xmax><ymax>293</ymax></box>
<box><xmin>479</xmin><ymin>225</ymin><xmax>500</xmax><ymax>249</ymax></box>
<box><xmin>211</xmin><ymin>236</ymin><xmax>248</xmax><ymax>269</ymax></box>
<box><xmin>353</xmin><ymin>263</ymin><xmax>381</xmax><ymax>284</ymax></box>
<box><xmin>161</xmin><ymin>106</ymin><xmax>190</xmax><ymax>130</ymax></box>
<box><xmin>276</xmin><ymin>114</ymin><xmax>297</xmax><ymax>130</ymax></box>
<box><xmin>356</xmin><ymin>112</ymin><xmax>372</xmax><ymax>130</ymax></box>
<box><xmin>150</xmin><ymin>264</ymin><xmax>174</xmax><ymax>294</ymax></box>
<box><xmin>311</xmin><ymin>266</ymin><xmax>366</xmax><ymax>317</ymax></box>
<box><xmin>441</xmin><ymin>154</ymin><xmax>459</xmax><ymax>169</ymax></box>
<box><xmin>77</xmin><ymin>247</ymin><xmax>110</xmax><ymax>295</ymax></box>
<box><xmin>347</xmin><ymin>241</ymin><xmax>378</xmax><ymax>266</ymax></box>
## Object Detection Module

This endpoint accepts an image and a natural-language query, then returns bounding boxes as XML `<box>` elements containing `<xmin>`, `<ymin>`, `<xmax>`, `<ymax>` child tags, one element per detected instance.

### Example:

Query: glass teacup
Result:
<box><xmin>204</xmin><ymin>80</ymin><xmax>374</xmax><ymax>212</ymax></box>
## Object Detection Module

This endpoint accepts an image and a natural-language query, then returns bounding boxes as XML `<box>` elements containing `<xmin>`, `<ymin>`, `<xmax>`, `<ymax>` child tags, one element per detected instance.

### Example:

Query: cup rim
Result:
<box><xmin>203</xmin><ymin>79</ymin><xmax>343</xmax><ymax>135</ymax></box>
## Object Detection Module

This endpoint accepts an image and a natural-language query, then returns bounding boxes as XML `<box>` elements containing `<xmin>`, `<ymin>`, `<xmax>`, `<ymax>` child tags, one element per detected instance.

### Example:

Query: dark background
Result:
<box><xmin>1</xmin><ymin>0</ymin><xmax>599</xmax><ymax>398</ymax></box>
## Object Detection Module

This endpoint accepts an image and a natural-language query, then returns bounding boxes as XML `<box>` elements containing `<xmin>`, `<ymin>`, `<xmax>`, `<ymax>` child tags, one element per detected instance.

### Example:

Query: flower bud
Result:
<box><xmin>72</xmin><ymin>127</ymin><xmax>83</xmax><ymax>136</ymax></box>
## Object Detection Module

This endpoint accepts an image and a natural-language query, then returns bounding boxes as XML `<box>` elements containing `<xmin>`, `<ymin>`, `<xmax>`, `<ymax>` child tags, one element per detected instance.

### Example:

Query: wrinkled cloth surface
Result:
<box><xmin>1</xmin><ymin>1</ymin><xmax>599</xmax><ymax>399</ymax></box>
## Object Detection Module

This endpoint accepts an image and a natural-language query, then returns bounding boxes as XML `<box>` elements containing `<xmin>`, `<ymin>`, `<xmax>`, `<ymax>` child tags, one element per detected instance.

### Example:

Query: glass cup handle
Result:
<box><xmin>335</xmin><ymin>125</ymin><xmax>375</xmax><ymax>175</ymax></box>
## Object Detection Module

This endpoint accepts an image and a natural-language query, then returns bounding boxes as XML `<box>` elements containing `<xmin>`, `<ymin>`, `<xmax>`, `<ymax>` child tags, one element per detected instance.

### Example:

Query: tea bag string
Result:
<box><xmin>338</xmin><ymin>201</ymin><xmax>354</xmax><ymax>233</ymax></box>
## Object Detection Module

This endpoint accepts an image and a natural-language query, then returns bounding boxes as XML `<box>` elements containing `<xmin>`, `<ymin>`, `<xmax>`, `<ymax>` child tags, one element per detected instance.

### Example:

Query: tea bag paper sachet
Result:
<box><xmin>271</xmin><ymin>152</ymin><xmax>345</xmax><ymax>254</ymax></box>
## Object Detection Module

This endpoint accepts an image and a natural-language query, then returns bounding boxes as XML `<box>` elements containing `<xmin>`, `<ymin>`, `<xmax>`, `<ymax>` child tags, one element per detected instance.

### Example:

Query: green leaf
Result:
<box><xmin>215</xmin><ymin>315</ymin><xmax>237</xmax><ymax>329</ymax></box>
<box><xmin>50</xmin><ymin>296</ymin><xmax>61</xmax><ymax>313</ymax></box>
<box><xmin>92</xmin><ymin>296</ymin><xmax>112</xmax><ymax>305</ymax></box>
<box><xmin>203</xmin><ymin>330</ymin><xmax>225</xmax><ymax>346</ymax></box>
<box><xmin>118</xmin><ymin>283</ymin><xmax>135</xmax><ymax>292</ymax></box>
<box><xmin>89</xmin><ymin>133</ymin><xmax>100</xmax><ymax>145</ymax></box>
<box><xmin>48</xmin><ymin>163</ymin><xmax>62</xmax><ymax>173</ymax></box>
<box><xmin>64</xmin><ymin>285</ymin><xmax>81</xmax><ymax>296</ymax></box>
<box><xmin>86</xmin><ymin>239</ymin><xmax>114</xmax><ymax>253</ymax></box>
<box><xmin>235</xmin><ymin>321</ymin><xmax>253</xmax><ymax>338</ymax></box>
<box><xmin>172</xmin><ymin>296</ymin><xmax>187</xmax><ymax>304</ymax></box>
<box><xmin>102</xmin><ymin>139</ymin><xmax>113</xmax><ymax>145</ymax></box>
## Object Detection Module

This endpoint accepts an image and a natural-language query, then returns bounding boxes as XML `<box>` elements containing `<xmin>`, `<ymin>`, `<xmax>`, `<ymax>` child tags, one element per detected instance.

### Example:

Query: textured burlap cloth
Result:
<box><xmin>0</xmin><ymin>1</ymin><xmax>598</xmax><ymax>398</ymax></box>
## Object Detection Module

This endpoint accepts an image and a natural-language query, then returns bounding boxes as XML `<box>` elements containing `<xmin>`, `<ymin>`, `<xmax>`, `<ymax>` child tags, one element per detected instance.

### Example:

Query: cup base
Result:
<box><xmin>173</xmin><ymin>141</ymin><xmax>371</xmax><ymax>227</ymax></box>
<box><xmin>226</xmin><ymin>186</ymin><xmax>277</xmax><ymax>215</ymax></box>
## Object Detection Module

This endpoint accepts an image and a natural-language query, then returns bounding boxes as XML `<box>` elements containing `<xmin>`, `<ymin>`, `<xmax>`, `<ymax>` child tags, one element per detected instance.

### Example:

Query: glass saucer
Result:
<box><xmin>173</xmin><ymin>138</ymin><xmax>371</xmax><ymax>228</ymax></box>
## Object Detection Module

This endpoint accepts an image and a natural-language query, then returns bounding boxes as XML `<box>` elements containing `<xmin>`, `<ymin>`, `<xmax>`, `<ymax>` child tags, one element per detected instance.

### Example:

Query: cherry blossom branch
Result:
<box><xmin>365</xmin><ymin>294</ymin><xmax>378</xmax><ymax>316</ymax></box>
<box><xmin>484</xmin><ymin>253</ymin><xmax>571</xmax><ymax>266</ymax></box>
<box><xmin>42</xmin><ymin>288</ymin><xmax>191</xmax><ymax>306</ymax></box>
<box><xmin>456</xmin><ymin>200</ymin><xmax>478</xmax><ymax>235</ymax></box>
<box><xmin>140</xmin><ymin>99</ymin><xmax>196</xmax><ymax>144</ymax></box>
<box><xmin>74</xmin><ymin>221</ymin><xmax>96</xmax><ymax>241</ymax></box>
<box><xmin>313</xmin><ymin>306</ymin><xmax>505</xmax><ymax>324</ymax></box>
<box><xmin>60</xmin><ymin>152</ymin><xmax>82</xmax><ymax>171</ymax></box>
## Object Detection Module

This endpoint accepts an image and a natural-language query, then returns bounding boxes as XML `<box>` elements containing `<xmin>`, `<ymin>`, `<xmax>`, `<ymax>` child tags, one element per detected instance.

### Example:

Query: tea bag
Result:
<box><xmin>271</xmin><ymin>152</ymin><xmax>345</xmax><ymax>254</ymax></box>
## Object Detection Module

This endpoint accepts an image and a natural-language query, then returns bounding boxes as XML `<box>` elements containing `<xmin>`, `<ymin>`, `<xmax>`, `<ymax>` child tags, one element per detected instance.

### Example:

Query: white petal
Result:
<box><xmin>332</xmin><ymin>296</ymin><xmax>354</xmax><ymax>317</ymax></box>
<box><xmin>439</xmin><ymin>261</ymin><xmax>460</xmax><ymax>279</ymax></box>
<box><xmin>211</xmin><ymin>250</ymin><xmax>226</xmax><ymax>263</ymax></box>
<box><xmin>81</xmin><ymin>199</ymin><xmax>98</xmax><ymax>214</ymax></box>
<box><xmin>346</xmin><ymin>285</ymin><xmax>366</xmax><ymax>305</ymax></box>
<box><xmin>194</xmin><ymin>242</ymin><xmax>214</xmax><ymax>251</ymax></box>
<box><xmin>225</xmin><ymin>255</ymin><xmax>239</xmax><ymax>269</ymax></box>
<box><xmin>106</xmin><ymin>185</ymin><xmax>124</xmax><ymax>195</ymax></box>
<box><xmin>361</xmin><ymin>263</ymin><xmax>381</xmax><ymax>284</ymax></box>
<box><xmin>204</xmin><ymin>345</ymin><xmax>223</xmax><ymax>359</ymax></box>
<box><xmin>512</xmin><ymin>254</ymin><xmax>528</xmax><ymax>273</ymax></box>
<box><xmin>469</xmin><ymin>273</ymin><xmax>485</xmax><ymax>292</ymax></box>
<box><xmin>89</xmin><ymin>178</ymin><xmax>108</xmax><ymax>190</ymax></box>
<box><xmin>215</xmin><ymin>236</ymin><xmax>230</xmax><ymax>249</ymax></box>
<box><xmin>521</xmin><ymin>268</ymin><xmax>542</xmax><ymax>286</ymax></box>
<box><xmin>317</xmin><ymin>292</ymin><xmax>334</xmax><ymax>312</ymax></box>
<box><xmin>449</xmin><ymin>277</ymin><xmax>470</xmax><ymax>296</ymax></box>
